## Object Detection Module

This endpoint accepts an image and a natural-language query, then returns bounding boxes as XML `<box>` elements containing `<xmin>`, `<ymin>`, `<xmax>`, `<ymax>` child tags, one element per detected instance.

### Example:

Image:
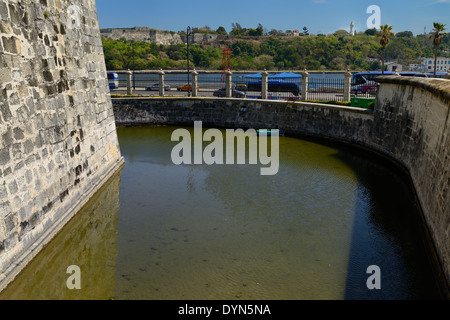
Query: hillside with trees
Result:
<box><xmin>102</xmin><ymin>25</ymin><xmax>450</xmax><ymax>71</ymax></box>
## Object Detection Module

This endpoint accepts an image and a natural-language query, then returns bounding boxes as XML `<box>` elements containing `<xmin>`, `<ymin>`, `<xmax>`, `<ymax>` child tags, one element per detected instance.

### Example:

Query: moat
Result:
<box><xmin>0</xmin><ymin>126</ymin><xmax>442</xmax><ymax>300</ymax></box>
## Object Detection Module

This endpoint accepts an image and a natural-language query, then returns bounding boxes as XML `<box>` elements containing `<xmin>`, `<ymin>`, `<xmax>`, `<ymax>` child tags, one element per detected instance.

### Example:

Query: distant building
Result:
<box><xmin>410</xmin><ymin>57</ymin><xmax>450</xmax><ymax>72</ymax></box>
<box><xmin>409</xmin><ymin>63</ymin><xmax>426</xmax><ymax>72</ymax></box>
<box><xmin>286</xmin><ymin>30</ymin><xmax>299</xmax><ymax>36</ymax></box>
<box><xmin>350</xmin><ymin>22</ymin><xmax>355</xmax><ymax>36</ymax></box>
<box><xmin>385</xmin><ymin>62</ymin><xmax>403</xmax><ymax>72</ymax></box>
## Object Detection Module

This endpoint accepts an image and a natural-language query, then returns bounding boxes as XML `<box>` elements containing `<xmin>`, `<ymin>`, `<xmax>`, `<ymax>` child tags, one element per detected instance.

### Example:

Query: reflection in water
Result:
<box><xmin>0</xmin><ymin>170</ymin><xmax>122</xmax><ymax>300</ymax></box>
<box><xmin>0</xmin><ymin>126</ymin><xmax>442</xmax><ymax>300</ymax></box>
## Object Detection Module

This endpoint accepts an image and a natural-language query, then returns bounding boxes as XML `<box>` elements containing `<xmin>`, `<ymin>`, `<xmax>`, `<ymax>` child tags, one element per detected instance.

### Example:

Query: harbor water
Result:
<box><xmin>0</xmin><ymin>126</ymin><xmax>442</xmax><ymax>300</ymax></box>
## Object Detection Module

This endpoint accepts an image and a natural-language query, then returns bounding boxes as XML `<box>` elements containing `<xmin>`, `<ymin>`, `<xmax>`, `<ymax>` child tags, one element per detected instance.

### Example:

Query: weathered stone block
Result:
<box><xmin>0</xmin><ymin>201</ymin><xmax>12</xmax><ymax>219</ymax></box>
<box><xmin>0</xmin><ymin>2</ymin><xmax>8</xmax><ymax>21</ymax></box>
<box><xmin>1</xmin><ymin>36</ymin><xmax>20</xmax><ymax>54</ymax></box>
<box><xmin>0</xmin><ymin>148</ymin><xmax>10</xmax><ymax>166</ymax></box>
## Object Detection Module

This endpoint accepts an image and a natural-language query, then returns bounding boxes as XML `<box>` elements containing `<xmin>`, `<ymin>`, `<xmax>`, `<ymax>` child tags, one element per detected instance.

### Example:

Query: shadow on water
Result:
<box><xmin>330</xmin><ymin>145</ymin><xmax>444</xmax><ymax>300</ymax></box>
<box><xmin>285</xmin><ymin>133</ymin><xmax>446</xmax><ymax>299</ymax></box>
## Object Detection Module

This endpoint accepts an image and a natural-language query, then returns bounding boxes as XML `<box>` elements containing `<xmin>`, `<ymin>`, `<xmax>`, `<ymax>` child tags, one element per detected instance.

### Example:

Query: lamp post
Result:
<box><xmin>187</xmin><ymin>26</ymin><xmax>192</xmax><ymax>97</ymax></box>
<box><xmin>131</xmin><ymin>40</ymin><xmax>136</xmax><ymax>90</ymax></box>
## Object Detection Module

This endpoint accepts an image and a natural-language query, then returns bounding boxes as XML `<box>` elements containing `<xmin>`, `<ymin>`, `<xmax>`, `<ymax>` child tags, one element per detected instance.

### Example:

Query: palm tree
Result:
<box><xmin>377</xmin><ymin>25</ymin><xmax>394</xmax><ymax>75</ymax></box>
<box><xmin>430</xmin><ymin>22</ymin><xmax>447</xmax><ymax>77</ymax></box>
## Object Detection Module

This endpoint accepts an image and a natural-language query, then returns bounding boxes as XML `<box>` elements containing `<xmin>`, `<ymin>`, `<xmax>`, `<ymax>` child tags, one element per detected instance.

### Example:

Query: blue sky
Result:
<box><xmin>96</xmin><ymin>0</ymin><xmax>450</xmax><ymax>35</ymax></box>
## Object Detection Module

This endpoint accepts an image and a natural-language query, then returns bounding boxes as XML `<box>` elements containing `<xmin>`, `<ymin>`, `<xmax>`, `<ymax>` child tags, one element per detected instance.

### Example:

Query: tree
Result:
<box><xmin>248</xmin><ymin>29</ymin><xmax>259</xmax><ymax>36</ymax></box>
<box><xmin>396</xmin><ymin>31</ymin><xmax>413</xmax><ymax>38</ymax></box>
<box><xmin>377</xmin><ymin>24</ymin><xmax>394</xmax><ymax>75</ymax></box>
<box><xmin>231</xmin><ymin>22</ymin><xmax>244</xmax><ymax>36</ymax></box>
<box><xmin>268</xmin><ymin>29</ymin><xmax>282</xmax><ymax>36</ymax></box>
<box><xmin>334</xmin><ymin>29</ymin><xmax>348</xmax><ymax>37</ymax></box>
<box><xmin>370</xmin><ymin>60</ymin><xmax>381</xmax><ymax>71</ymax></box>
<box><xmin>216</xmin><ymin>26</ymin><xmax>227</xmax><ymax>35</ymax></box>
<box><xmin>256</xmin><ymin>24</ymin><xmax>264</xmax><ymax>36</ymax></box>
<box><xmin>254</xmin><ymin>54</ymin><xmax>274</xmax><ymax>70</ymax></box>
<box><xmin>364</xmin><ymin>28</ymin><xmax>377</xmax><ymax>36</ymax></box>
<box><xmin>303</xmin><ymin>26</ymin><xmax>309</xmax><ymax>36</ymax></box>
<box><xmin>100</xmin><ymin>27</ymin><xmax>450</xmax><ymax>72</ymax></box>
<box><xmin>430</xmin><ymin>22</ymin><xmax>447</xmax><ymax>77</ymax></box>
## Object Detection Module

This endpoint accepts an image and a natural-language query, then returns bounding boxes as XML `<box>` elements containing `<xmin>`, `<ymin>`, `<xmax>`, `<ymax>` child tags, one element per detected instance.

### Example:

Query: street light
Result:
<box><xmin>187</xmin><ymin>26</ymin><xmax>192</xmax><ymax>97</ymax></box>
<box><xmin>131</xmin><ymin>40</ymin><xmax>136</xmax><ymax>90</ymax></box>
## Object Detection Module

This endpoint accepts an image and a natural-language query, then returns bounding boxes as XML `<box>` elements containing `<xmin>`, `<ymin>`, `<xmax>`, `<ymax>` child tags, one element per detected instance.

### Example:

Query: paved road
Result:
<box><xmin>110</xmin><ymin>87</ymin><xmax>374</xmax><ymax>101</ymax></box>
<box><xmin>111</xmin><ymin>87</ymin><xmax>217</xmax><ymax>97</ymax></box>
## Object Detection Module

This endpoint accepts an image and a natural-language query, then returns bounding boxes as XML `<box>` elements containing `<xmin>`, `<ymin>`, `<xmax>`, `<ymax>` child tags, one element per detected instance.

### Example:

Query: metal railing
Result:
<box><xmin>111</xmin><ymin>70</ymin><xmax>379</xmax><ymax>102</ymax></box>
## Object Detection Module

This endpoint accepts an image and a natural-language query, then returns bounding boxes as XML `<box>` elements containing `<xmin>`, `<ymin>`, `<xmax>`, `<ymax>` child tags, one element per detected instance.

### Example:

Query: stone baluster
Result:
<box><xmin>126</xmin><ymin>69</ymin><xmax>133</xmax><ymax>95</ymax></box>
<box><xmin>158</xmin><ymin>69</ymin><xmax>165</xmax><ymax>96</ymax></box>
<box><xmin>225</xmin><ymin>69</ymin><xmax>233</xmax><ymax>98</ymax></box>
<box><xmin>344</xmin><ymin>69</ymin><xmax>352</xmax><ymax>101</ymax></box>
<box><xmin>192</xmin><ymin>69</ymin><xmax>198</xmax><ymax>97</ymax></box>
<box><xmin>301</xmin><ymin>69</ymin><xmax>309</xmax><ymax>100</ymax></box>
<box><xmin>261</xmin><ymin>69</ymin><xmax>268</xmax><ymax>100</ymax></box>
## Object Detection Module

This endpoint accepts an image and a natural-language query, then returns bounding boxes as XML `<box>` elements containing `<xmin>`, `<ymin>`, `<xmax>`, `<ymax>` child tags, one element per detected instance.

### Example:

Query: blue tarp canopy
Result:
<box><xmin>243</xmin><ymin>72</ymin><xmax>302</xmax><ymax>80</ymax></box>
<box><xmin>243</xmin><ymin>72</ymin><xmax>263</xmax><ymax>79</ymax></box>
<box><xmin>270</xmin><ymin>72</ymin><xmax>302</xmax><ymax>79</ymax></box>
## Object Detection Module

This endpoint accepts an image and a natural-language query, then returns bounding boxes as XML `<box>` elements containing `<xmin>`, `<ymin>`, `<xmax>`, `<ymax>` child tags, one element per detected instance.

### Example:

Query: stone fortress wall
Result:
<box><xmin>0</xmin><ymin>0</ymin><xmax>123</xmax><ymax>291</ymax></box>
<box><xmin>100</xmin><ymin>26</ymin><xmax>226</xmax><ymax>45</ymax></box>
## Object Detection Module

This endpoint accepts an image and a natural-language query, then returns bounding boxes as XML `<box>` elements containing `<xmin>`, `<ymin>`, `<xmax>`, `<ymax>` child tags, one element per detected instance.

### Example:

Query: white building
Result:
<box><xmin>409</xmin><ymin>63</ymin><xmax>427</xmax><ymax>72</ymax></box>
<box><xmin>386</xmin><ymin>62</ymin><xmax>403</xmax><ymax>72</ymax></box>
<box><xmin>411</xmin><ymin>57</ymin><xmax>450</xmax><ymax>72</ymax></box>
<box><xmin>350</xmin><ymin>22</ymin><xmax>355</xmax><ymax>36</ymax></box>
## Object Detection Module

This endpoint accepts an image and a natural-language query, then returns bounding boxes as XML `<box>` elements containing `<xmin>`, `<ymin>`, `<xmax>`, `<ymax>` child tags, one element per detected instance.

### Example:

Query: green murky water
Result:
<box><xmin>0</xmin><ymin>126</ymin><xmax>442</xmax><ymax>300</ymax></box>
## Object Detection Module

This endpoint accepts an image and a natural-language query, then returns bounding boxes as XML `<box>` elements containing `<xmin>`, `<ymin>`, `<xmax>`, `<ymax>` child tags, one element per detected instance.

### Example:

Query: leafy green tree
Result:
<box><xmin>370</xmin><ymin>60</ymin><xmax>381</xmax><ymax>71</ymax></box>
<box><xmin>248</xmin><ymin>29</ymin><xmax>259</xmax><ymax>36</ymax></box>
<box><xmin>216</xmin><ymin>26</ymin><xmax>227</xmax><ymax>35</ymax></box>
<box><xmin>268</xmin><ymin>29</ymin><xmax>283</xmax><ymax>36</ymax></box>
<box><xmin>443</xmin><ymin>33</ymin><xmax>450</xmax><ymax>45</ymax></box>
<box><xmin>430</xmin><ymin>22</ymin><xmax>447</xmax><ymax>76</ymax></box>
<box><xmin>364</xmin><ymin>28</ymin><xmax>377</xmax><ymax>36</ymax></box>
<box><xmin>303</xmin><ymin>26</ymin><xmax>309</xmax><ymax>36</ymax></box>
<box><xmin>101</xmin><ymin>27</ymin><xmax>450</xmax><ymax>71</ymax></box>
<box><xmin>230</xmin><ymin>22</ymin><xmax>244</xmax><ymax>36</ymax></box>
<box><xmin>334</xmin><ymin>30</ymin><xmax>348</xmax><ymax>37</ymax></box>
<box><xmin>396</xmin><ymin>31</ymin><xmax>413</xmax><ymax>38</ymax></box>
<box><xmin>256</xmin><ymin>24</ymin><xmax>264</xmax><ymax>36</ymax></box>
<box><xmin>254</xmin><ymin>55</ymin><xmax>274</xmax><ymax>69</ymax></box>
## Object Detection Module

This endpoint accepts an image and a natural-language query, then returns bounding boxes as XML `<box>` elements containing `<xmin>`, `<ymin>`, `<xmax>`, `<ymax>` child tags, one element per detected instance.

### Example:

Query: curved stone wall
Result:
<box><xmin>112</xmin><ymin>76</ymin><xmax>450</xmax><ymax>292</ymax></box>
<box><xmin>370</xmin><ymin>76</ymin><xmax>450</xmax><ymax>293</ymax></box>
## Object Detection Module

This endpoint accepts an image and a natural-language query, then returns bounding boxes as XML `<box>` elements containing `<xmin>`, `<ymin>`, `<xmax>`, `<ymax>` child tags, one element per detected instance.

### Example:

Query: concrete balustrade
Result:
<box><xmin>121</xmin><ymin>69</ymin><xmax>357</xmax><ymax>101</ymax></box>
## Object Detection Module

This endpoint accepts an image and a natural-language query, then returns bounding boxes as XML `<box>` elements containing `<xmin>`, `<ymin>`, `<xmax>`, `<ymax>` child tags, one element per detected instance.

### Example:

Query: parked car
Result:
<box><xmin>146</xmin><ymin>83</ymin><xmax>171</xmax><ymax>91</ymax></box>
<box><xmin>177</xmin><ymin>84</ymin><xmax>199</xmax><ymax>91</ymax></box>
<box><xmin>235</xmin><ymin>84</ymin><xmax>247</xmax><ymax>92</ymax></box>
<box><xmin>213</xmin><ymin>88</ymin><xmax>246</xmax><ymax>98</ymax></box>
